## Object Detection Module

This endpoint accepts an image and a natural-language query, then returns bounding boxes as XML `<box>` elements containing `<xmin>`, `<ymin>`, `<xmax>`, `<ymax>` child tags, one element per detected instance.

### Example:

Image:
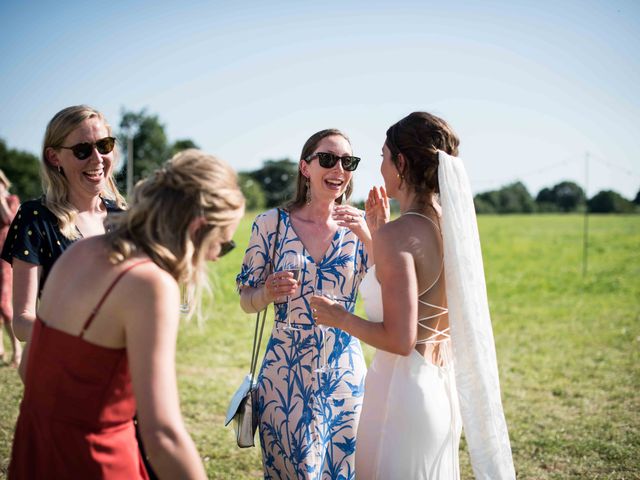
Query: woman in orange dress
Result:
<box><xmin>9</xmin><ymin>149</ymin><xmax>245</xmax><ymax>479</ymax></box>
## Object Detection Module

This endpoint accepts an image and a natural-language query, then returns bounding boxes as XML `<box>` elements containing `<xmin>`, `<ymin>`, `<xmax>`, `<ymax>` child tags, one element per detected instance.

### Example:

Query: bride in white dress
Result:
<box><xmin>356</xmin><ymin>209</ymin><xmax>462</xmax><ymax>479</ymax></box>
<box><xmin>311</xmin><ymin>112</ymin><xmax>516</xmax><ymax>479</ymax></box>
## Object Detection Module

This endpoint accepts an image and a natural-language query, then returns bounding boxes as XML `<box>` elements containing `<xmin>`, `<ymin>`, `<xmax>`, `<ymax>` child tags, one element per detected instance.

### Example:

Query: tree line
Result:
<box><xmin>473</xmin><ymin>180</ymin><xmax>639</xmax><ymax>214</ymax></box>
<box><xmin>1</xmin><ymin>108</ymin><xmax>638</xmax><ymax>213</ymax></box>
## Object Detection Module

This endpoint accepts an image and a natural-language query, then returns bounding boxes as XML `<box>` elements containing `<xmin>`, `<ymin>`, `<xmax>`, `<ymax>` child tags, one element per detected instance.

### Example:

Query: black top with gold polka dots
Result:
<box><xmin>0</xmin><ymin>197</ymin><xmax>121</xmax><ymax>296</ymax></box>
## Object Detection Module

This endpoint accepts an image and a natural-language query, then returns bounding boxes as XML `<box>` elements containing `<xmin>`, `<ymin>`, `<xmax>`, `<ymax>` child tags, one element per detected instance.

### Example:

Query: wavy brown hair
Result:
<box><xmin>386</xmin><ymin>111</ymin><xmax>460</xmax><ymax>202</ymax></box>
<box><xmin>105</xmin><ymin>149</ymin><xmax>245</xmax><ymax>310</ymax></box>
<box><xmin>42</xmin><ymin>105</ymin><xmax>127</xmax><ymax>239</ymax></box>
<box><xmin>286</xmin><ymin>129</ymin><xmax>353</xmax><ymax>210</ymax></box>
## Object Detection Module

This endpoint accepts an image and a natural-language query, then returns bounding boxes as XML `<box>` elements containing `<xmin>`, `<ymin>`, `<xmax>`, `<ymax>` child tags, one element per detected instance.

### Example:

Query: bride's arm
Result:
<box><xmin>311</xmin><ymin>223</ymin><xmax>417</xmax><ymax>355</ymax></box>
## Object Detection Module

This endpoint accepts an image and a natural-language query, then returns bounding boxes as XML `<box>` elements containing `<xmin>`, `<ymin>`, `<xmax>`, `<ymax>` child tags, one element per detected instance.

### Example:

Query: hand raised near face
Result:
<box><xmin>365</xmin><ymin>186</ymin><xmax>390</xmax><ymax>234</ymax></box>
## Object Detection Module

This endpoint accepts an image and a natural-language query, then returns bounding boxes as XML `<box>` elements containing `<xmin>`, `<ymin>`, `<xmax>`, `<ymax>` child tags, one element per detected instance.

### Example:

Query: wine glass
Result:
<box><xmin>313</xmin><ymin>286</ymin><xmax>335</xmax><ymax>373</ymax></box>
<box><xmin>179</xmin><ymin>283</ymin><xmax>191</xmax><ymax>314</ymax></box>
<box><xmin>279</xmin><ymin>252</ymin><xmax>303</xmax><ymax>331</ymax></box>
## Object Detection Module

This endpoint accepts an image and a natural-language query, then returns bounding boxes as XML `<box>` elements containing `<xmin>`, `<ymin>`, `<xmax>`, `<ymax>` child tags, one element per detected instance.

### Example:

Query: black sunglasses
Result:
<box><xmin>304</xmin><ymin>152</ymin><xmax>360</xmax><ymax>171</ymax></box>
<box><xmin>219</xmin><ymin>240</ymin><xmax>236</xmax><ymax>257</ymax></box>
<box><xmin>59</xmin><ymin>136</ymin><xmax>116</xmax><ymax>160</ymax></box>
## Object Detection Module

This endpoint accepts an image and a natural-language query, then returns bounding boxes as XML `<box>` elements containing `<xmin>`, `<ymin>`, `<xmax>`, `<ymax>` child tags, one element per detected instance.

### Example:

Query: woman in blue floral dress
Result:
<box><xmin>237</xmin><ymin>129</ymin><xmax>372</xmax><ymax>479</ymax></box>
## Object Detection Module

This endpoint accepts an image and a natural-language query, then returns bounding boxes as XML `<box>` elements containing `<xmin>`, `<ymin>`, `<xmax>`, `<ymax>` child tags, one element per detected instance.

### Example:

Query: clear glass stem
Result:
<box><xmin>322</xmin><ymin>328</ymin><xmax>328</xmax><ymax>369</ymax></box>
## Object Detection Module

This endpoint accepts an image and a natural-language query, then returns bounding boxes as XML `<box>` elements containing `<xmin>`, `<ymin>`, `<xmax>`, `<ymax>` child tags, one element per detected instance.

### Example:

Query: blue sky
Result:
<box><xmin>1</xmin><ymin>0</ymin><xmax>639</xmax><ymax>201</ymax></box>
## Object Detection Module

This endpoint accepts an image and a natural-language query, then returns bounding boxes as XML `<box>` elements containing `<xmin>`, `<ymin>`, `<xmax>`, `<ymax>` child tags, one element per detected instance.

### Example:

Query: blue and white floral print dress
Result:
<box><xmin>237</xmin><ymin>208</ymin><xmax>370</xmax><ymax>480</ymax></box>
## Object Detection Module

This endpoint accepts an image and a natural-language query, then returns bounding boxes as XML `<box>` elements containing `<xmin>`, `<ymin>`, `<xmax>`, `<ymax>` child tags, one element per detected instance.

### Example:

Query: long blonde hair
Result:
<box><xmin>0</xmin><ymin>169</ymin><xmax>11</xmax><ymax>190</ymax></box>
<box><xmin>106</xmin><ymin>149</ymin><xmax>245</xmax><ymax>310</ymax></box>
<box><xmin>42</xmin><ymin>105</ymin><xmax>127</xmax><ymax>239</ymax></box>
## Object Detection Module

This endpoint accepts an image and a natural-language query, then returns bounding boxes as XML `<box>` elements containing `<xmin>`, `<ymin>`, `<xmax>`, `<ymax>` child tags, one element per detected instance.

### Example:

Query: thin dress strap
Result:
<box><xmin>80</xmin><ymin>259</ymin><xmax>152</xmax><ymax>338</ymax></box>
<box><xmin>402</xmin><ymin>212</ymin><xmax>449</xmax><ymax>346</ymax></box>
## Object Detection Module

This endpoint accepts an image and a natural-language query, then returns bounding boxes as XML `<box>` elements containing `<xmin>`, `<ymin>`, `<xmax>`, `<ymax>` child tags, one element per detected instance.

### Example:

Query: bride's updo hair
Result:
<box><xmin>385</xmin><ymin>112</ymin><xmax>459</xmax><ymax>198</ymax></box>
<box><xmin>106</xmin><ymin>149</ymin><xmax>245</xmax><ymax>293</ymax></box>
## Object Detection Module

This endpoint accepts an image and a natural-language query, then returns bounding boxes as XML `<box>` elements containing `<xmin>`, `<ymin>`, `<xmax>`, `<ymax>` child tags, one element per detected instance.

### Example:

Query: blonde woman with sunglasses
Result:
<box><xmin>237</xmin><ymin>129</ymin><xmax>373</xmax><ymax>479</ymax></box>
<box><xmin>9</xmin><ymin>149</ymin><xmax>244</xmax><ymax>479</ymax></box>
<box><xmin>1</xmin><ymin>105</ymin><xmax>126</xmax><ymax>345</ymax></box>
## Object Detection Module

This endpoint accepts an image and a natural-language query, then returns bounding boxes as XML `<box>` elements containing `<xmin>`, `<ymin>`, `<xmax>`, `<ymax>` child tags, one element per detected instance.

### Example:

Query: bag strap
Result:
<box><xmin>249</xmin><ymin>208</ymin><xmax>281</xmax><ymax>381</ymax></box>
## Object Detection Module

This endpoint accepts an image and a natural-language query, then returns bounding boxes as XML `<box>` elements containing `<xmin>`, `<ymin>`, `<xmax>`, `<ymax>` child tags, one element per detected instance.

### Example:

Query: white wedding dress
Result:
<box><xmin>353</xmin><ymin>152</ymin><xmax>516</xmax><ymax>479</ymax></box>
<box><xmin>355</xmin><ymin>213</ymin><xmax>462</xmax><ymax>480</ymax></box>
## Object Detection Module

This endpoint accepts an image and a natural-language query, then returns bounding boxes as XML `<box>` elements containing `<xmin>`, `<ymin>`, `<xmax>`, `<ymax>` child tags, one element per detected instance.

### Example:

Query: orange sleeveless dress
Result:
<box><xmin>9</xmin><ymin>261</ymin><xmax>151</xmax><ymax>479</ymax></box>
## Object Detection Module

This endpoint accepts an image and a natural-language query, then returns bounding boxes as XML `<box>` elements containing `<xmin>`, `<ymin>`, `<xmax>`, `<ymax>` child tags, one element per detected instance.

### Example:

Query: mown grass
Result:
<box><xmin>1</xmin><ymin>214</ymin><xmax>638</xmax><ymax>479</ymax></box>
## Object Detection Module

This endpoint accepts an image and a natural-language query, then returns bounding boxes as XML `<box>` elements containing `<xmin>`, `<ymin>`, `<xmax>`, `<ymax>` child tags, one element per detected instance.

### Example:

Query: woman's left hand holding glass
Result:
<box><xmin>265</xmin><ymin>271</ymin><xmax>299</xmax><ymax>303</ymax></box>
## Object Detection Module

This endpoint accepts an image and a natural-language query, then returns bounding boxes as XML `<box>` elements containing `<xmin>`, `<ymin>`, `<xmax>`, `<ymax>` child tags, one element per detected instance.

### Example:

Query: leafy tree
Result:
<box><xmin>633</xmin><ymin>188</ymin><xmax>640</xmax><ymax>206</ymax></box>
<box><xmin>588</xmin><ymin>190</ymin><xmax>634</xmax><ymax>213</ymax></box>
<box><xmin>118</xmin><ymin>108</ymin><xmax>170</xmax><ymax>187</ymax></box>
<box><xmin>0</xmin><ymin>138</ymin><xmax>41</xmax><ymax>200</ymax></box>
<box><xmin>248</xmin><ymin>159</ymin><xmax>298</xmax><ymax>208</ymax></box>
<box><xmin>499</xmin><ymin>182</ymin><xmax>535</xmax><ymax>213</ymax></box>
<box><xmin>534</xmin><ymin>181</ymin><xmax>586</xmax><ymax>212</ymax></box>
<box><xmin>474</xmin><ymin>190</ymin><xmax>500</xmax><ymax>213</ymax></box>
<box><xmin>473</xmin><ymin>182</ymin><xmax>534</xmax><ymax>214</ymax></box>
<box><xmin>551</xmin><ymin>181</ymin><xmax>585</xmax><ymax>212</ymax></box>
<box><xmin>535</xmin><ymin>187</ymin><xmax>554</xmax><ymax>204</ymax></box>
<box><xmin>170</xmin><ymin>139</ymin><xmax>199</xmax><ymax>157</ymax></box>
<box><xmin>473</xmin><ymin>196</ymin><xmax>497</xmax><ymax>214</ymax></box>
<box><xmin>534</xmin><ymin>187</ymin><xmax>559</xmax><ymax>212</ymax></box>
<box><xmin>238</xmin><ymin>172</ymin><xmax>266</xmax><ymax>211</ymax></box>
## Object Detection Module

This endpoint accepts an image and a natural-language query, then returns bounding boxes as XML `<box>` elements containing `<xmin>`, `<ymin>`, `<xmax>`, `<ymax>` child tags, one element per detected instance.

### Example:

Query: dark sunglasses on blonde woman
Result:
<box><xmin>304</xmin><ymin>152</ymin><xmax>360</xmax><ymax>171</ymax></box>
<box><xmin>59</xmin><ymin>136</ymin><xmax>116</xmax><ymax>160</ymax></box>
<box><xmin>219</xmin><ymin>240</ymin><xmax>236</xmax><ymax>257</ymax></box>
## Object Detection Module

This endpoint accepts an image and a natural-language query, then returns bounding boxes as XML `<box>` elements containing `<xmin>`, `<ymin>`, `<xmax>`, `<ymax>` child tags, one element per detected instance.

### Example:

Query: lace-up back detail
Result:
<box><xmin>403</xmin><ymin>212</ymin><xmax>450</xmax><ymax>347</ymax></box>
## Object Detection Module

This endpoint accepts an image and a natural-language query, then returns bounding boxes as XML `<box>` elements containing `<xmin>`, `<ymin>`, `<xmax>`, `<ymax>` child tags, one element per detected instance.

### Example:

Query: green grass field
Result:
<box><xmin>1</xmin><ymin>214</ymin><xmax>639</xmax><ymax>479</ymax></box>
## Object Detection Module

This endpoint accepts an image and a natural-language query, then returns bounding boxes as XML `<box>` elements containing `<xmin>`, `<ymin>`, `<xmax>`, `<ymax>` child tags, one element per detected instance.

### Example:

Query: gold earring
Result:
<box><xmin>305</xmin><ymin>178</ymin><xmax>311</xmax><ymax>205</ymax></box>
